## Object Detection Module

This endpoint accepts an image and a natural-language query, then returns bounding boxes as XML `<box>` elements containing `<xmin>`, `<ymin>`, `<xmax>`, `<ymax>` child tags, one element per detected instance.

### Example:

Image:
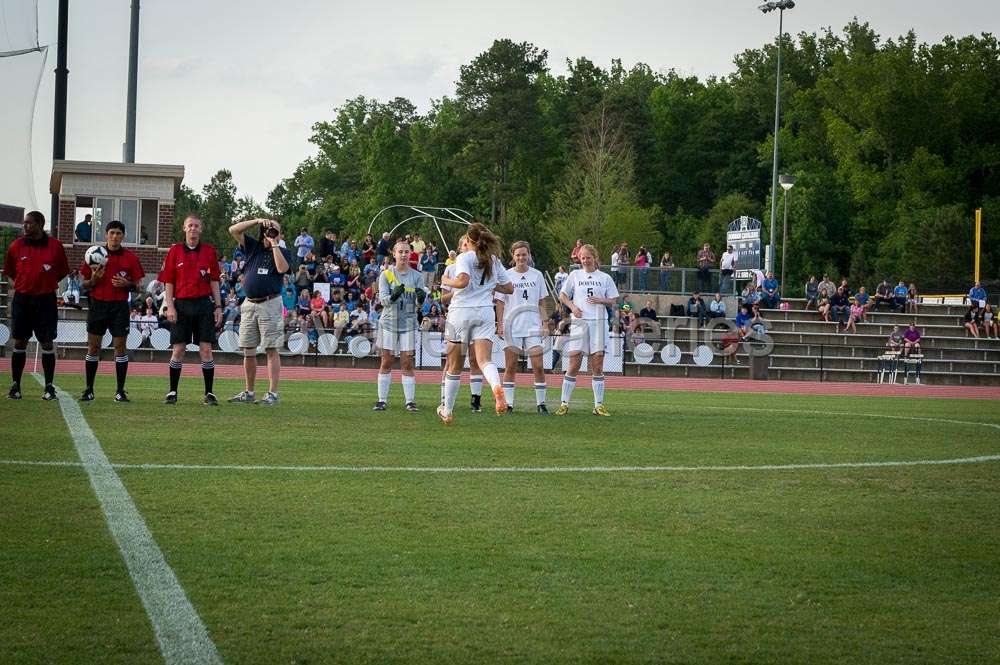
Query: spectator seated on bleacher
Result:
<box><xmin>903</xmin><ymin>323</ymin><xmax>922</xmax><ymax>357</ymax></box>
<box><xmin>817</xmin><ymin>288</ymin><xmax>832</xmax><ymax>322</ymax></box>
<box><xmin>687</xmin><ymin>292</ymin><xmax>708</xmax><ymax>327</ymax></box>
<box><xmin>853</xmin><ymin>286</ymin><xmax>871</xmax><ymax>315</ymax></box>
<box><xmin>817</xmin><ymin>275</ymin><xmax>836</xmax><ymax>302</ymax></box>
<box><xmin>968</xmin><ymin>281</ymin><xmax>987</xmax><ymax>309</ymax></box>
<box><xmin>222</xmin><ymin>291</ymin><xmax>240</xmax><ymax>330</ymax></box>
<box><xmin>886</xmin><ymin>325</ymin><xmax>903</xmax><ymax>352</ymax></box>
<box><xmin>873</xmin><ymin>279</ymin><xmax>892</xmax><ymax>311</ymax></box>
<box><xmin>964</xmin><ymin>303</ymin><xmax>983</xmax><ymax>338</ymax></box>
<box><xmin>708</xmin><ymin>293</ymin><xmax>727</xmax><ymax>319</ymax></box>
<box><xmin>892</xmin><ymin>280</ymin><xmax>908</xmax><ymax>312</ymax></box>
<box><xmin>845</xmin><ymin>299</ymin><xmax>865</xmax><ymax>334</ymax></box>
<box><xmin>741</xmin><ymin>281</ymin><xmax>758</xmax><ymax>306</ymax></box>
<box><xmin>734</xmin><ymin>304</ymin><xmax>752</xmax><ymax>338</ymax></box>
<box><xmin>838</xmin><ymin>278</ymin><xmax>852</xmax><ymax>297</ymax></box>
<box><xmin>804</xmin><ymin>276</ymin><xmax>819</xmax><ymax>309</ymax></box>
<box><xmin>749</xmin><ymin>303</ymin><xmax>767</xmax><ymax>337</ymax></box>
<box><xmin>983</xmin><ymin>304</ymin><xmax>998</xmax><ymax>339</ymax></box>
<box><xmin>760</xmin><ymin>271</ymin><xmax>781</xmax><ymax>308</ymax></box>
<box><xmin>327</xmin><ymin>265</ymin><xmax>346</xmax><ymax>292</ymax></box>
<box><xmin>906</xmin><ymin>282</ymin><xmax>919</xmax><ymax>314</ymax></box>
<box><xmin>638</xmin><ymin>300</ymin><xmax>657</xmax><ymax>322</ymax></box>
<box><xmin>830</xmin><ymin>287</ymin><xmax>850</xmax><ymax>329</ymax></box>
<box><xmin>62</xmin><ymin>270</ymin><xmax>82</xmax><ymax>308</ymax></box>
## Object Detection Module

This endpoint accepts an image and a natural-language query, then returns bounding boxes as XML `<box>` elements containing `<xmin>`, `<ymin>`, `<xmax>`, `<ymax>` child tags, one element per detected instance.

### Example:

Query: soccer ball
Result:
<box><xmin>84</xmin><ymin>245</ymin><xmax>108</xmax><ymax>268</ymax></box>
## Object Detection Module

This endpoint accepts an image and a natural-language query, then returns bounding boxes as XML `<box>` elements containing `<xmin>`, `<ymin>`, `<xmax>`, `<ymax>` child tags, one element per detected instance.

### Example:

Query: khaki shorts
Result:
<box><xmin>239</xmin><ymin>296</ymin><xmax>284</xmax><ymax>349</ymax></box>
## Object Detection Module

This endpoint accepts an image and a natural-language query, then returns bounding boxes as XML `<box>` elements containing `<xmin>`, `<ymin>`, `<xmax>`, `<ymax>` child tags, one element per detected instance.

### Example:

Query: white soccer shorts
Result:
<box><xmin>446</xmin><ymin>306</ymin><xmax>496</xmax><ymax>344</ymax></box>
<box><xmin>566</xmin><ymin>318</ymin><xmax>608</xmax><ymax>356</ymax></box>
<box><xmin>378</xmin><ymin>326</ymin><xmax>417</xmax><ymax>353</ymax></box>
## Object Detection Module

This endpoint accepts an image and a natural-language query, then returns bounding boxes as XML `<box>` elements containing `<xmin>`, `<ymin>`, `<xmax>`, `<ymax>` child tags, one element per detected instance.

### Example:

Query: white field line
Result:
<box><xmin>4</xmin><ymin>455</ymin><xmax>1000</xmax><ymax>474</ymax></box>
<box><xmin>35</xmin><ymin>376</ymin><xmax>223</xmax><ymax>665</ymax></box>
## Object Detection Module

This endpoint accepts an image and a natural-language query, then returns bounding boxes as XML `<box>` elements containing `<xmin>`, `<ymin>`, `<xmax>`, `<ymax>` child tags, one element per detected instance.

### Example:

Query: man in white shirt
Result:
<box><xmin>557</xmin><ymin>243</ymin><xmax>619</xmax><ymax>417</ymax></box>
<box><xmin>720</xmin><ymin>244</ymin><xmax>737</xmax><ymax>294</ymax></box>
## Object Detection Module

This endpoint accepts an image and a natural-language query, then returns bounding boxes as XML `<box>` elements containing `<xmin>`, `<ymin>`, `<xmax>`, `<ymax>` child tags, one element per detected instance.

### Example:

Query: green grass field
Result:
<box><xmin>2</xmin><ymin>374</ymin><xmax>999</xmax><ymax>664</ymax></box>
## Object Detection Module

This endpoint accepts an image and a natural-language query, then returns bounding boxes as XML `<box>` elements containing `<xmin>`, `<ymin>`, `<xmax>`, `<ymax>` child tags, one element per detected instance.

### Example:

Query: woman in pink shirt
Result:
<box><xmin>845</xmin><ymin>300</ymin><xmax>865</xmax><ymax>334</ymax></box>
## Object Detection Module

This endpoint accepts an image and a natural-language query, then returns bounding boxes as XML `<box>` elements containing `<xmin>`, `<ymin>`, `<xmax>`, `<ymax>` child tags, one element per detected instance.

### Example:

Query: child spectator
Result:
<box><xmin>804</xmin><ymin>276</ymin><xmax>818</xmax><ymax>310</ymax></box>
<box><xmin>846</xmin><ymin>299</ymin><xmax>865</xmax><ymax>334</ymax></box>
<box><xmin>963</xmin><ymin>303</ymin><xmax>982</xmax><ymax>338</ymax></box>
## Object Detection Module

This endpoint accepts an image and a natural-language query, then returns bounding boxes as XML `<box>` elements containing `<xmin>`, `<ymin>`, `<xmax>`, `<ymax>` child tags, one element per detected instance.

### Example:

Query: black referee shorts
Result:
<box><xmin>11</xmin><ymin>292</ymin><xmax>59</xmax><ymax>344</ymax></box>
<box><xmin>87</xmin><ymin>299</ymin><xmax>130</xmax><ymax>338</ymax></box>
<box><xmin>170</xmin><ymin>297</ymin><xmax>217</xmax><ymax>346</ymax></box>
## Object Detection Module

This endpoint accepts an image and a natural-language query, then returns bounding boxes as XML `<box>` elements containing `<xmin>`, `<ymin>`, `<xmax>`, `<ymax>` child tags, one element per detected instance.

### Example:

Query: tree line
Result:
<box><xmin>176</xmin><ymin>21</ymin><xmax>1000</xmax><ymax>294</ymax></box>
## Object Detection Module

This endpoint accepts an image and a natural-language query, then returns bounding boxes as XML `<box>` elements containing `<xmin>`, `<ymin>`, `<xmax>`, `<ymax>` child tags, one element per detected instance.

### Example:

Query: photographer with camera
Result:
<box><xmin>226</xmin><ymin>218</ymin><xmax>292</xmax><ymax>405</ymax></box>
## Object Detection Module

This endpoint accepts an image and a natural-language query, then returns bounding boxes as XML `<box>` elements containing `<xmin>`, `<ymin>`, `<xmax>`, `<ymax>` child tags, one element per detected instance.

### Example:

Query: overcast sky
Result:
<box><xmin>20</xmin><ymin>0</ymin><xmax>999</xmax><ymax>207</ymax></box>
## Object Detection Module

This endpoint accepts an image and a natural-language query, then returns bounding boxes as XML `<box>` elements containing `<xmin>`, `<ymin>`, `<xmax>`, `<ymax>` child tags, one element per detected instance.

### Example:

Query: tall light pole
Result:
<box><xmin>759</xmin><ymin>0</ymin><xmax>795</xmax><ymax>274</ymax></box>
<box><xmin>779</xmin><ymin>174</ymin><xmax>795</xmax><ymax>295</ymax></box>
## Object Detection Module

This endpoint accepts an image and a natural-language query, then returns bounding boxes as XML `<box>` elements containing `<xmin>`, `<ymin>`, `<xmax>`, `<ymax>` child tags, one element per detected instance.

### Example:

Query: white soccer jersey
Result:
<box><xmin>440</xmin><ymin>263</ymin><xmax>457</xmax><ymax>292</ymax></box>
<box><xmin>561</xmin><ymin>268</ymin><xmax>619</xmax><ymax>320</ymax></box>
<box><xmin>449</xmin><ymin>250</ymin><xmax>510</xmax><ymax>308</ymax></box>
<box><xmin>496</xmin><ymin>266</ymin><xmax>546</xmax><ymax>336</ymax></box>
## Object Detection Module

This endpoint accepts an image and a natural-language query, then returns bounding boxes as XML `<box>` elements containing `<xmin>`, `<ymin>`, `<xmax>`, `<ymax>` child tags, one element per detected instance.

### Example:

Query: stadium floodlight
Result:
<box><xmin>758</xmin><ymin>0</ymin><xmax>795</xmax><ymax>13</ymax></box>
<box><xmin>760</xmin><ymin>0</ymin><xmax>796</xmax><ymax>273</ymax></box>
<box><xmin>779</xmin><ymin>174</ymin><xmax>796</xmax><ymax>190</ymax></box>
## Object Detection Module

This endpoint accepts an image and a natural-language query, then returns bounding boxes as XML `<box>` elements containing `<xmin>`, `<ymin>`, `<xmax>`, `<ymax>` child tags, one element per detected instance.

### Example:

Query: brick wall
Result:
<box><xmin>59</xmin><ymin>199</ymin><xmax>176</xmax><ymax>278</ymax></box>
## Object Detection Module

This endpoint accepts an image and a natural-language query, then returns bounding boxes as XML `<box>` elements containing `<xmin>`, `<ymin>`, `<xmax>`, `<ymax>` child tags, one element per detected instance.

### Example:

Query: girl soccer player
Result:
<box><xmin>557</xmin><ymin>244</ymin><xmax>619</xmax><ymax>416</ymax></box>
<box><xmin>495</xmin><ymin>241</ymin><xmax>549</xmax><ymax>414</ymax></box>
<box><xmin>439</xmin><ymin>235</ymin><xmax>487</xmax><ymax>412</ymax></box>
<box><xmin>438</xmin><ymin>223</ymin><xmax>513</xmax><ymax>424</ymax></box>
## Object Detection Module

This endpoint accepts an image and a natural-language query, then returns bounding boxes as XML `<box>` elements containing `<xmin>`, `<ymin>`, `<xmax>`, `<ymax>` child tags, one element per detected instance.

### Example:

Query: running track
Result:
<box><xmin>3</xmin><ymin>358</ymin><xmax>998</xmax><ymax>399</ymax></box>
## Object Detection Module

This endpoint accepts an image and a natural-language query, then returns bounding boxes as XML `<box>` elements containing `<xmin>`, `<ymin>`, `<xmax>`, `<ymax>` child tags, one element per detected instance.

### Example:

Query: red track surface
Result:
<box><xmin>3</xmin><ymin>358</ymin><xmax>998</xmax><ymax>399</ymax></box>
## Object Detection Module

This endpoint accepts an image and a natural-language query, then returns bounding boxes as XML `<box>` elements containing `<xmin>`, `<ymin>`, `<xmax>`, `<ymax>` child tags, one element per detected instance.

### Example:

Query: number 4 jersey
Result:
<box><xmin>560</xmin><ymin>268</ymin><xmax>619</xmax><ymax>320</ymax></box>
<box><xmin>495</xmin><ymin>266</ymin><xmax>547</xmax><ymax>336</ymax></box>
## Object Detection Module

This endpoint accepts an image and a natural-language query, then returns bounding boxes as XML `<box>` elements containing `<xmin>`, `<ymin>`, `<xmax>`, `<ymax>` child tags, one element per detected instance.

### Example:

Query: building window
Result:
<box><xmin>75</xmin><ymin>196</ymin><xmax>157</xmax><ymax>245</ymax></box>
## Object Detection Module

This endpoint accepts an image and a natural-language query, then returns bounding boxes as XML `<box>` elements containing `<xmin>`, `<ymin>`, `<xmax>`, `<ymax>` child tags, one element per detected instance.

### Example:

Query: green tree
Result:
<box><xmin>547</xmin><ymin>104</ymin><xmax>662</xmax><ymax>262</ymax></box>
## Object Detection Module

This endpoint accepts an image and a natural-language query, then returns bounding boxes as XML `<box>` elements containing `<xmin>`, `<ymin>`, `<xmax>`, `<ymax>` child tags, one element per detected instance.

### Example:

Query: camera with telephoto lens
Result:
<box><xmin>264</xmin><ymin>225</ymin><xmax>280</xmax><ymax>239</ymax></box>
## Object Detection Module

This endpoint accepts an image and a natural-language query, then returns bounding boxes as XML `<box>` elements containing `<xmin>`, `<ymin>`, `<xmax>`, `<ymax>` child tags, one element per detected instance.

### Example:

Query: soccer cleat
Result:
<box><xmin>203</xmin><ymin>392</ymin><xmax>219</xmax><ymax>406</ymax></box>
<box><xmin>114</xmin><ymin>391</ymin><xmax>130</xmax><ymax>403</ymax></box>
<box><xmin>80</xmin><ymin>389</ymin><xmax>95</xmax><ymax>402</ymax></box>
<box><xmin>257</xmin><ymin>392</ymin><xmax>279</xmax><ymax>406</ymax></box>
<box><xmin>537</xmin><ymin>404</ymin><xmax>550</xmax><ymax>415</ymax></box>
<box><xmin>506</xmin><ymin>405</ymin><xmax>514</xmax><ymax>414</ymax></box>
<box><xmin>405</xmin><ymin>402</ymin><xmax>419</xmax><ymax>412</ymax></box>
<box><xmin>555</xmin><ymin>402</ymin><xmax>570</xmax><ymax>416</ymax></box>
<box><xmin>593</xmin><ymin>404</ymin><xmax>611</xmax><ymax>417</ymax></box>
<box><xmin>470</xmin><ymin>394</ymin><xmax>482</xmax><ymax>413</ymax></box>
<box><xmin>436</xmin><ymin>404</ymin><xmax>453</xmax><ymax>425</ymax></box>
<box><xmin>163</xmin><ymin>391</ymin><xmax>178</xmax><ymax>405</ymax></box>
<box><xmin>7</xmin><ymin>384</ymin><xmax>22</xmax><ymax>400</ymax></box>
<box><xmin>492</xmin><ymin>385</ymin><xmax>508</xmax><ymax>415</ymax></box>
<box><xmin>228</xmin><ymin>390</ymin><xmax>255</xmax><ymax>403</ymax></box>
<box><xmin>42</xmin><ymin>385</ymin><xmax>57</xmax><ymax>401</ymax></box>
<box><xmin>373</xmin><ymin>401</ymin><xmax>387</xmax><ymax>411</ymax></box>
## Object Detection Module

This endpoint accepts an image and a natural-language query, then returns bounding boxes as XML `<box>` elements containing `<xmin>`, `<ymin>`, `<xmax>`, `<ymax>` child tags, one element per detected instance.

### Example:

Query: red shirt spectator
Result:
<box><xmin>81</xmin><ymin>249</ymin><xmax>145</xmax><ymax>302</ymax></box>
<box><xmin>3</xmin><ymin>233</ymin><xmax>69</xmax><ymax>295</ymax></box>
<box><xmin>159</xmin><ymin>242</ymin><xmax>221</xmax><ymax>298</ymax></box>
<box><xmin>408</xmin><ymin>250</ymin><xmax>420</xmax><ymax>270</ymax></box>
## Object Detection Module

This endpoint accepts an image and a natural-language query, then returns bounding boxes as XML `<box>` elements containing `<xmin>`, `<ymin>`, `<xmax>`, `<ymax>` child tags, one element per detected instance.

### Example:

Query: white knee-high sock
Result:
<box><xmin>440</xmin><ymin>373</ymin><xmax>446</xmax><ymax>405</ymax></box>
<box><xmin>503</xmin><ymin>381</ymin><xmax>515</xmax><ymax>407</ymax></box>
<box><xmin>444</xmin><ymin>374</ymin><xmax>461</xmax><ymax>414</ymax></box>
<box><xmin>592</xmin><ymin>375</ymin><xmax>605</xmax><ymax>406</ymax></box>
<box><xmin>534</xmin><ymin>382</ymin><xmax>547</xmax><ymax>406</ymax></box>
<box><xmin>402</xmin><ymin>374</ymin><xmax>416</xmax><ymax>403</ymax></box>
<box><xmin>377</xmin><ymin>372</ymin><xmax>392</xmax><ymax>402</ymax></box>
<box><xmin>481</xmin><ymin>362</ymin><xmax>501</xmax><ymax>390</ymax></box>
<box><xmin>561</xmin><ymin>375</ymin><xmax>576</xmax><ymax>404</ymax></box>
<box><xmin>469</xmin><ymin>374</ymin><xmax>483</xmax><ymax>396</ymax></box>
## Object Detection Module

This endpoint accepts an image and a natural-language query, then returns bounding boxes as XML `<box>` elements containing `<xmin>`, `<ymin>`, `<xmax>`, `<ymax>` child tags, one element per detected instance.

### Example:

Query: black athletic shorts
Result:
<box><xmin>87</xmin><ymin>299</ymin><xmax>130</xmax><ymax>338</ymax></box>
<box><xmin>170</xmin><ymin>297</ymin><xmax>217</xmax><ymax>346</ymax></box>
<box><xmin>11</xmin><ymin>292</ymin><xmax>59</xmax><ymax>344</ymax></box>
